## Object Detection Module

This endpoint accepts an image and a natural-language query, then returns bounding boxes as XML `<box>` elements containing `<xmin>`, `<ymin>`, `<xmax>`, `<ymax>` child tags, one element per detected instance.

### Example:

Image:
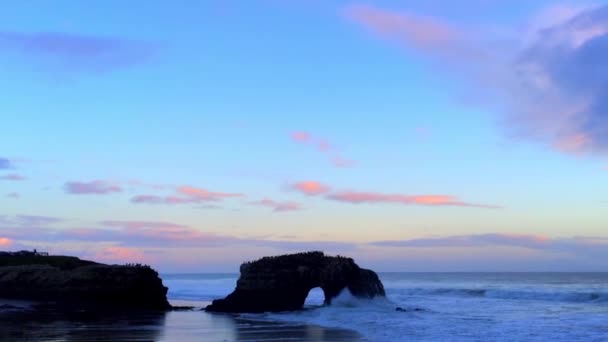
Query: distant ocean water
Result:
<box><xmin>164</xmin><ymin>272</ymin><xmax>608</xmax><ymax>341</ymax></box>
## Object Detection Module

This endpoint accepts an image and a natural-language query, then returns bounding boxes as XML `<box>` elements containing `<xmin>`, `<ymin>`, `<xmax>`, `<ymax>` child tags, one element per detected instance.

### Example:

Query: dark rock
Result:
<box><xmin>206</xmin><ymin>251</ymin><xmax>385</xmax><ymax>313</ymax></box>
<box><xmin>396</xmin><ymin>306</ymin><xmax>424</xmax><ymax>312</ymax></box>
<box><xmin>0</xmin><ymin>255</ymin><xmax>170</xmax><ymax>311</ymax></box>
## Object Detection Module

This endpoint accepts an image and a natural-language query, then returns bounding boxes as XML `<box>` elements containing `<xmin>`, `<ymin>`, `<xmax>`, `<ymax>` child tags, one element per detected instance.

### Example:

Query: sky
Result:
<box><xmin>1</xmin><ymin>0</ymin><xmax>607</xmax><ymax>272</ymax></box>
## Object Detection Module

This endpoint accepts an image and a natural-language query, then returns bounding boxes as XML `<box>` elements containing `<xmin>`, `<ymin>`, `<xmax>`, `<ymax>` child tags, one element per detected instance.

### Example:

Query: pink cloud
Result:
<box><xmin>0</xmin><ymin>237</ymin><xmax>13</xmax><ymax>247</ymax></box>
<box><xmin>94</xmin><ymin>221</ymin><xmax>221</xmax><ymax>246</ymax></box>
<box><xmin>0</xmin><ymin>220</ymin><xmax>233</xmax><ymax>248</ymax></box>
<box><xmin>93</xmin><ymin>246</ymin><xmax>147</xmax><ymax>263</ymax></box>
<box><xmin>291</xmin><ymin>131</ymin><xmax>312</xmax><ymax>143</ymax></box>
<box><xmin>553</xmin><ymin>133</ymin><xmax>591</xmax><ymax>154</ymax></box>
<box><xmin>344</xmin><ymin>4</ymin><xmax>459</xmax><ymax>52</ymax></box>
<box><xmin>0</xmin><ymin>173</ymin><xmax>26</xmax><ymax>181</ymax></box>
<box><xmin>132</xmin><ymin>185</ymin><xmax>244</xmax><ymax>205</ymax></box>
<box><xmin>176</xmin><ymin>186</ymin><xmax>243</xmax><ymax>201</ymax></box>
<box><xmin>0</xmin><ymin>216</ymin><xmax>359</xmax><ymax>258</ymax></box>
<box><xmin>327</xmin><ymin>190</ymin><xmax>499</xmax><ymax>208</ymax></box>
<box><xmin>64</xmin><ymin>180</ymin><xmax>122</xmax><ymax>195</ymax></box>
<box><xmin>291</xmin><ymin>181</ymin><xmax>331</xmax><ymax>196</ymax></box>
<box><xmin>290</xmin><ymin>131</ymin><xmax>356</xmax><ymax>168</ymax></box>
<box><xmin>251</xmin><ymin>198</ymin><xmax>302</xmax><ymax>212</ymax></box>
<box><xmin>317</xmin><ymin>139</ymin><xmax>331</xmax><ymax>152</ymax></box>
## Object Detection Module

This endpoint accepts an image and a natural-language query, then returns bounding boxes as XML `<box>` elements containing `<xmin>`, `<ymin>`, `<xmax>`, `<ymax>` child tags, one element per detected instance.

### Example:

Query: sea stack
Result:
<box><xmin>206</xmin><ymin>251</ymin><xmax>385</xmax><ymax>313</ymax></box>
<box><xmin>0</xmin><ymin>251</ymin><xmax>170</xmax><ymax>311</ymax></box>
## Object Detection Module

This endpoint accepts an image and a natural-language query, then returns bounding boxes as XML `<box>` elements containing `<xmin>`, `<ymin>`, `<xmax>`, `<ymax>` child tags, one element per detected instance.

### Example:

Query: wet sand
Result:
<box><xmin>0</xmin><ymin>300</ymin><xmax>363</xmax><ymax>342</ymax></box>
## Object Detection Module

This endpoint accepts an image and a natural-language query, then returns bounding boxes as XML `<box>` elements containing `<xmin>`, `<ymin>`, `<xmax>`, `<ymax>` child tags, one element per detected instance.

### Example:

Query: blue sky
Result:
<box><xmin>1</xmin><ymin>0</ymin><xmax>607</xmax><ymax>272</ymax></box>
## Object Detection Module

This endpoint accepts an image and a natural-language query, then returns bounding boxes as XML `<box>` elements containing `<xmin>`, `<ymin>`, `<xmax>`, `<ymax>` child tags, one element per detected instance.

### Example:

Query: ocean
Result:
<box><xmin>164</xmin><ymin>272</ymin><xmax>608</xmax><ymax>341</ymax></box>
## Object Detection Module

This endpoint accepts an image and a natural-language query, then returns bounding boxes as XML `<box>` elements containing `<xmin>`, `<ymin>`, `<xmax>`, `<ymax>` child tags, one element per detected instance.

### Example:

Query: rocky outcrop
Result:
<box><xmin>0</xmin><ymin>254</ymin><xmax>170</xmax><ymax>311</ymax></box>
<box><xmin>206</xmin><ymin>251</ymin><xmax>385</xmax><ymax>313</ymax></box>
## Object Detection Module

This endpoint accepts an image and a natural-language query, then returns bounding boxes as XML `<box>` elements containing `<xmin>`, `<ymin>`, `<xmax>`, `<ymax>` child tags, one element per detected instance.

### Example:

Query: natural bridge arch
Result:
<box><xmin>304</xmin><ymin>287</ymin><xmax>325</xmax><ymax>307</ymax></box>
<box><xmin>206</xmin><ymin>251</ymin><xmax>385</xmax><ymax>313</ymax></box>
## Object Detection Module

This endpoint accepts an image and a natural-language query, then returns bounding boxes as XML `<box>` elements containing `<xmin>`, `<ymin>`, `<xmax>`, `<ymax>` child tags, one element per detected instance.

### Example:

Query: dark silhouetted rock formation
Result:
<box><xmin>0</xmin><ymin>253</ymin><xmax>170</xmax><ymax>311</ymax></box>
<box><xmin>206</xmin><ymin>251</ymin><xmax>385</xmax><ymax>313</ymax></box>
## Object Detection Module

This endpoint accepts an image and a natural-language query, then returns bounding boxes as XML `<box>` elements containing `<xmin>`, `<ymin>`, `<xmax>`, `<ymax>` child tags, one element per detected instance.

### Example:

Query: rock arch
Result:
<box><xmin>206</xmin><ymin>251</ymin><xmax>385</xmax><ymax>313</ymax></box>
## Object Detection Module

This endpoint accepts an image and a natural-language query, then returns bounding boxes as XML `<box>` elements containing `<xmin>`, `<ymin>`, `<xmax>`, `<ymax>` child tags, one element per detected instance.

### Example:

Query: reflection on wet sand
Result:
<box><xmin>159</xmin><ymin>311</ymin><xmax>363</xmax><ymax>342</ymax></box>
<box><xmin>0</xmin><ymin>308</ymin><xmax>362</xmax><ymax>342</ymax></box>
<box><xmin>0</xmin><ymin>309</ymin><xmax>166</xmax><ymax>342</ymax></box>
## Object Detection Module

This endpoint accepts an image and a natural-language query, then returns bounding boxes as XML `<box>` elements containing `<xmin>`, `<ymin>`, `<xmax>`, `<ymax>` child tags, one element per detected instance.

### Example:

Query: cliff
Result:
<box><xmin>206</xmin><ymin>251</ymin><xmax>385</xmax><ymax>313</ymax></box>
<box><xmin>0</xmin><ymin>252</ymin><xmax>170</xmax><ymax>311</ymax></box>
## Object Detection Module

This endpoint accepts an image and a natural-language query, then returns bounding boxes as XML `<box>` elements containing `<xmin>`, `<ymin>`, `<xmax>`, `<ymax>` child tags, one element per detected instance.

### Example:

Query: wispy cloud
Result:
<box><xmin>0</xmin><ymin>214</ymin><xmax>64</xmax><ymax>227</ymax></box>
<box><xmin>0</xmin><ymin>173</ymin><xmax>26</xmax><ymax>181</ymax></box>
<box><xmin>372</xmin><ymin>233</ymin><xmax>550</xmax><ymax>248</ymax></box>
<box><xmin>288</xmin><ymin>180</ymin><xmax>498</xmax><ymax>209</ymax></box>
<box><xmin>370</xmin><ymin>233</ymin><xmax>608</xmax><ymax>260</ymax></box>
<box><xmin>131</xmin><ymin>195</ymin><xmax>192</xmax><ymax>205</ymax></box>
<box><xmin>64</xmin><ymin>180</ymin><xmax>122</xmax><ymax>195</ymax></box>
<box><xmin>132</xmin><ymin>185</ymin><xmax>243</xmax><ymax>205</ymax></box>
<box><xmin>290</xmin><ymin>131</ymin><xmax>356</xmax><ymax>168</ymax></box>
<box><xmin>250</xmin><ymin>198</ymin><xmax>302</xmax><ymax>212</ymax></box>
<box><xmin>344</xmin><ymin>3</ymin><xmax>608</xmax><ymax>156</ymax></box>
<box><xmin>0</xmin><ymin>31</ymin><xmax>155</xmax><ymax>73</ymax></box>
<box><xmin>328</xmin><ymin>190</ymin><xmax>498</xmax><ymax>208</ymax></box>
<box><xmin>1</xmin><ymin>217</ymin><xmax>354</xmax><ymax>253</ymax></box>
<box><xmin>344</xmin><ymin>4</ymin><xmax>460</xmax><ymax>52</ymax></box>
<box><xmin>176</xmin><ymin>186</ymin><xmax>243</xmax><ymax>201</ymax></box>
<box><xmin>291</xmin><ymin>181</ymin><xmax>331</xmax><ymax>196</ymax></box>
<box><xmin>6</xmin><ymin>192</ymin><xmax>19</xmax><ymax>199</ymax></box>
<box><xmin>195</xmin><ymin>204</ymin><xmax>222</xmax><ymax>210</ymax></box>
<box><xmin>100</xmin><ymin>220</ymin><xmax>188</xmax><ymax>230</ymax></box>
<box><xmin>2</xmin><ymin>220</ymin><xmax>232</xmax><ymax>248</ymax></box>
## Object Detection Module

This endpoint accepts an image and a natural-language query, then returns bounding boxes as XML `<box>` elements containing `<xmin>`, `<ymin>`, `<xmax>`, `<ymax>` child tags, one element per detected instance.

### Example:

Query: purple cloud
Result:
<box><xmin>131</xmin><ymin>185</ymin><xmax>244</xmax><ymax>205</ymax></box>
<box><xmin>100</xmin><ymin>220</ymin><xmax>188</xmax><ymax>230</ymax></box>
<box><xmin>345</xmin><ymin>4</ymin><xmax>608</xmax><ymax>155</ymax></box>
<box><xmin>250</xmin><ymin>198</ymin><xmax>302</xmax><ymax>212</ymax></box>
<box><xmin>370</xmin><ymin>233</ymin><xmax>608</xmax><ymax>259</ymax></box>
<box><xmin>0</xmin><ymin>31</ymin><xmax>155</xmax><ymax>73</ymax></box>
<box><xmin>0</xmin><ymin>214</ymin><xmax>63</xmax><ymax>227</ymax></box>
<box><xmin>520</xmin><ymin>5</ymin><xmax>608</xmax><ymax>153</ymax></box>
<box><xmin>131</xmin><ymin>195</ymin><xmax>193</xmax><ymax>204</ymax></box>
<box><xmin>1</xmin><ymin>218</ymin><xmax>355</xmax><ymax>252</ymax></box>
<box><xmin>0</xmin><ymin>173</ymin><xmax>26</xmax><ymax>181</ymax></box>
<box><xmin>372</xmin><ymin>233</ymin><xmax>550</xmax><ymax>249</ymax></box>
<box><xmin>0</xmin><ymin>158</ymin><xmax>12</xmax><ymax>169</ymax></box>
<box><xmin>64</xmin><ymin>180</ymin><xmax>122</xmax><ymax>195</ymax></box>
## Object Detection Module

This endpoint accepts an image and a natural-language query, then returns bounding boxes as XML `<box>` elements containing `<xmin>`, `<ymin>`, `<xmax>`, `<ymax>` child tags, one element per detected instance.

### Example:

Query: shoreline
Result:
<box><xmin>0</xmin><ymin>299</ymin><xmax>364</xmax><ymax>342</ymax></box>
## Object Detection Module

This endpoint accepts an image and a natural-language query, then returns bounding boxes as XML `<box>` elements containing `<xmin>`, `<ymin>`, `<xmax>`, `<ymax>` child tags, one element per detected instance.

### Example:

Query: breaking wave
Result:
<box><xmin>395</xmin><ymin>287</ymin><xmax>608</xmax><ymax>303</ymax></box>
